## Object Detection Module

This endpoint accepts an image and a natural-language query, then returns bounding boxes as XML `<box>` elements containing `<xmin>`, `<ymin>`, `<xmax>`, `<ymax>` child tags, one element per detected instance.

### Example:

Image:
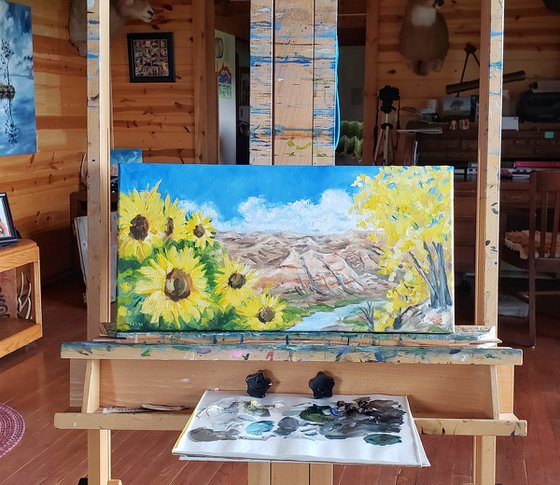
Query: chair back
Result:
<box><xmin>529</xmin><ymin>171</ymin><xmax>560</xmax><ymax>260</ymax></box>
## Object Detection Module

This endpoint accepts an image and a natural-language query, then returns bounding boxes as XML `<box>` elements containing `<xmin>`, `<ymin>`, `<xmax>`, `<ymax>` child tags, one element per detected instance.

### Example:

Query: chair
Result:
<box><xmin>502</xmin><ymin>171</ymin><xmax>560</xmax><ymax>347</ymax></box>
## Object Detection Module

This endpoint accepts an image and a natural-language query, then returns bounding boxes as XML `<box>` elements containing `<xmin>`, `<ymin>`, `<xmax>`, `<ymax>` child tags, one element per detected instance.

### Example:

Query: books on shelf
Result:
<box><xmin>173</xmin><ymin>391</ymin><xmax>429</xmax><ymax>467</ymax></box>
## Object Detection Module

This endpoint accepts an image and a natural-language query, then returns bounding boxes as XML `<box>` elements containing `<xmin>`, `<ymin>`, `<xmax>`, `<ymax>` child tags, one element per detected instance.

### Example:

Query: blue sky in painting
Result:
<box><xmin>0</xmin><ymin>0</ymin><xmax>36</xmax><ymax>155</ymax></box>
<box><xmin>120</xmin><ymin>164</ymin><xmax>382</xmax><ymax>235</ymax></box>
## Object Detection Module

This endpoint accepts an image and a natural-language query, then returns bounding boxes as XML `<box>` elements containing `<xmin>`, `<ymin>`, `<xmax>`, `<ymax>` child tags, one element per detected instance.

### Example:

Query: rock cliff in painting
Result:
<box><xmin>219</xmin><ymin>231</ymin><xmax>390</xmax><ymax>297</ymax></box>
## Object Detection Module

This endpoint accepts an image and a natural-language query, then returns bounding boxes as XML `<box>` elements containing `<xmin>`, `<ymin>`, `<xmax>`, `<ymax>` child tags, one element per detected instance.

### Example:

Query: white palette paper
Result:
<box><xmin>173</xmin><ymin>391</ymin><xmax>429</xmax><ymax>466</ymax></box>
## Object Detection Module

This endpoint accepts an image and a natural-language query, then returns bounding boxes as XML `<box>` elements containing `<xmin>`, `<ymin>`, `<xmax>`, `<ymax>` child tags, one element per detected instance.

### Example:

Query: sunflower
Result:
<box><xmin>185</xmin><ymin>211</ymin><xmax>215</xmax><ymax>249</ymax></box>
<box><xmin>163</xmin><ymin>195</ymin><xmax>188</xmax><ymax>242</ymax></box>
<box><xmin>238</xmin><ymin>290</ymin><xmax>286</xmax><ymax>330</ymax></box>
<box><xmin>135</xmin><ymin>246</ymin><xmax>210</xmax><ymax>327</ymax></box>
<box><xmin>215</xmin><ymin>255</ymin><xmax>258</xmax><ymax>307</ymax></box>
<box><xmin>119</xmin><ymin>185</ymin><xmax>166</xmax><ymax>261</ymax></box>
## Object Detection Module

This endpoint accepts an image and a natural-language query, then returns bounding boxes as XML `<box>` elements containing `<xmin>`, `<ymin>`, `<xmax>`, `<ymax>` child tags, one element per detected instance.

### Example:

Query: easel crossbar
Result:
<box><xmin>61</xmin><ymin>342</ymin><xmax>522</xmax><ymax>365</ymax></box>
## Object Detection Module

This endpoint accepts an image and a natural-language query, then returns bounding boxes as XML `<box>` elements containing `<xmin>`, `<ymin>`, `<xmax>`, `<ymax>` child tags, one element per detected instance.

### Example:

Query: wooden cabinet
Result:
<box><xmin>0</xmin><ymin>239</ymin><xmax>42</xmax><ymax>358</ymax></box>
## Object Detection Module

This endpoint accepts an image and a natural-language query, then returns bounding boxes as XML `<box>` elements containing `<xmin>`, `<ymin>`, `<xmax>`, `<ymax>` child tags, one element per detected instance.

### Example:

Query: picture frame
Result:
<box><xmin>127</xmin><ymin>32</ymin><xmax>175</xmax><ymax>83</ymax></box>
<box><xmin>0</xmin><ymin>193</ymin><xmax>18</xmax><ymax>245</ymax></box>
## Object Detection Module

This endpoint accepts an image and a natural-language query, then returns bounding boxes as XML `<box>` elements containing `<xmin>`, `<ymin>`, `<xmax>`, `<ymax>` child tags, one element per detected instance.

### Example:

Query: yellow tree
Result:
<box><xmin>352</xmin><ymin>166</ymin><xmax>453</xmax><ymax>329</ymax></box>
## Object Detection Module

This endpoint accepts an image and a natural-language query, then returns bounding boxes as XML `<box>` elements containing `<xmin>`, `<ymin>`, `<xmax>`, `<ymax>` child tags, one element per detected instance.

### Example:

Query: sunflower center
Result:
<box><xmin>193</xmin><ymin>224</ymin><xmax>206</xmax><ymax>238</ymax></box>
<box><xmin>166</xmin><ymin>217</ymin><xmax>174</xmax><ymax>237</ymax></box>
<box><xmin>257</xmin><ymin>306</ymin><xmax>275</xmax><ymax>324</ymax></box>
<box><xmin>228</xmin><ymin>272</ymin><xmax>246</xmax><ymax>290</ymax></box>
<box><xmin>164</xmin><ymin>268</ymin><xmax>192</xmax><ymax>301</ymax></box>
<box><xmin>129</xmin><ymin>215</ymin><xmax>149</xmax><ymax>241</ymax></box>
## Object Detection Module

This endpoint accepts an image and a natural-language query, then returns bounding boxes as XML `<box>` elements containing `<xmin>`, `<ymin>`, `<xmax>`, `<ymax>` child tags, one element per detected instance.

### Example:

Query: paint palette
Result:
<box><xmin>173</xmin><ymin>390</ymin><xmax>429</xmax><ymax>466</ymax></box>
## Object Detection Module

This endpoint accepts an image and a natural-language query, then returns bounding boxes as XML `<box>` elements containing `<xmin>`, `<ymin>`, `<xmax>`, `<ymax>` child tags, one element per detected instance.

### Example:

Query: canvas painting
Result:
<box><xmin>0</xmin><ymin>1</ymin><xmax>36</xmax><ymax>156</ymax></box>
<box><xmin>117</xmin><ymin>164</ymin><xmax>454</xmax><ymax>333</ymax></box>
<box><xmin>110</xmin><ymin>149</ymin><xmax>143</xmax><ymax>191</ymax></box>
<box><xmin>173</xmin><ymin>391</ymin><xmax>429</xmax><ymax>466</ymax></box>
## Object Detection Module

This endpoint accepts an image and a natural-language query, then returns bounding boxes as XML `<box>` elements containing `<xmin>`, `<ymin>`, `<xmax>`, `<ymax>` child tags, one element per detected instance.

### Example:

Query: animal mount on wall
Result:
<box><xmin>68</xmin><ymin>0</ymin><xmax>154</xmax><ymax>56</ymax></box>
<box><xmin>399</xmin><ymin>0</ymin><xmax>450</xmax><ymax>76</ymax></box>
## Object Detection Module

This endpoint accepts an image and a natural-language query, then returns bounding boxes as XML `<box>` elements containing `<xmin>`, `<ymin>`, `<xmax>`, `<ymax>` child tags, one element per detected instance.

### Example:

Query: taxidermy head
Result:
<box><xmin>69</xmin><ymin>0</ymin><xmax>154</xmax><ymax>56</ymax></box>
<box><xmin>399</xmin><ymin>0</ymin><xmax>450</xmax><ymax>76</ymax></box>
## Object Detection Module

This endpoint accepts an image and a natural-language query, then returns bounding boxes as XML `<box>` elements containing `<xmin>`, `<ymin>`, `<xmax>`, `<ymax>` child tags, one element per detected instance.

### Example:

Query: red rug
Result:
<box><xmin>0</xmin><ymin>403</ymin><xmax>25</xmax><ymax>458</ymax></box>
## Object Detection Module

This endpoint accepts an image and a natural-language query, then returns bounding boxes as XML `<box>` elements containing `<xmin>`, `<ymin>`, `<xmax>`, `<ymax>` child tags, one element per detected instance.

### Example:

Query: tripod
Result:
<box><xmin>373</xmin><ymin>85</ymin><xmax>400</xmax><ymax>166</ymax></box>
<box><xmin>373</xmin><ymin>112</ymin><xmax>394</xmax><ymax>165</ymax></box>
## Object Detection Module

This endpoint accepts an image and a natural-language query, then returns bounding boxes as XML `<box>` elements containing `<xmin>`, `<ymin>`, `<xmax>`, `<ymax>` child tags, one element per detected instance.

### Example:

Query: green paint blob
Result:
<box><xmin>299</xmin><ymin>405</ymin><xmax>333</xmax><ymax>423</ymax></box>
<box><xmin>363</xmin><ymin>434</ymin><xmax>402</xmax><ymax>446</ymax></box>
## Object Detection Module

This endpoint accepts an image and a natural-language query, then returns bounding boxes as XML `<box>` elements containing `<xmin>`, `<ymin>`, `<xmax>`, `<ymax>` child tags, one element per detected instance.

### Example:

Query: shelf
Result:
<box><xmin>0</xmin><ymin>318</ymin><xmax>42</xmax><ymax>358</ymax></box>
<box><xmin>0</xmin><ymin>239</ymin><xmax>42</xmax><ymax>358</ymax></box>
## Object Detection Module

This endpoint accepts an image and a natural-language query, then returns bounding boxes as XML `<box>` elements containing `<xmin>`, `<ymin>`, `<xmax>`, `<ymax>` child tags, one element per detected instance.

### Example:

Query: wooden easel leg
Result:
<box><xmin>248</xmin><ymin>462</ymin><xmax>332</xmax><ymax>484</ymax></box>
<box><xmin>472</xmin><ymin>435</ymin><xmax>496</xmax><ymax>485</ymax></box>
<box><xmin>248</xmin><ymin>462</ymin><xmax>271</xmax><ymax>485</ymax></box>
<box><xmin>310</xmin><ymin>464</ymin><xmax>333</xmax><ymax>485</ymax></box>
<box><xmin>88</xmin><ymin>429</ymin><xmax>111</xmax><ymax>485</ymax></box>
<box><xmin>271</xmin><ymin>463</ymin><xmax>310</xmax><ymax>484</ymax></box>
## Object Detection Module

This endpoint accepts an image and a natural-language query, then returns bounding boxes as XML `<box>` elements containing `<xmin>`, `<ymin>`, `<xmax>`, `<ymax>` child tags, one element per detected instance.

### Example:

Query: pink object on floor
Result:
<box><xmin>0</xmin><ymin>403</ymin><xmax>25</xmax><ymax>458</ymax></box>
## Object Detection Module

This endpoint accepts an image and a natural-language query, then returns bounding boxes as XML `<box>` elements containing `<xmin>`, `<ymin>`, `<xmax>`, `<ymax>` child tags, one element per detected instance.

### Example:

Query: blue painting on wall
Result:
<box><xmin>0</xmin><ymin>1</ymin><xmax>36</xmax><ymax>156</ymax></box>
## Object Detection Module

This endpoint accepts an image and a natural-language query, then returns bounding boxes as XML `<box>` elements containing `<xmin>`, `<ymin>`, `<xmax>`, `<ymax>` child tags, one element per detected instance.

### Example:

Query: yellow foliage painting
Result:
<box><xmin>116</xmin><ymin>164</ymin><xmax>454</xmax><ymax>333</ymax></box>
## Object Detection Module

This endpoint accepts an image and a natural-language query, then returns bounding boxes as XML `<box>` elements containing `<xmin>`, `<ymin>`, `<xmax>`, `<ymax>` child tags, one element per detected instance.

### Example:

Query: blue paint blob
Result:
<box><xmin>246</xmin><ymin>420</ymin><xmax>274</xmax><ymax>436</ymax></box>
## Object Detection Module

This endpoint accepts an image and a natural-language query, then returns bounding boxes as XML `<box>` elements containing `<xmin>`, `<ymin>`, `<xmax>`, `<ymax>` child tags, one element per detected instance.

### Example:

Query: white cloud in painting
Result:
<box><xmin>224</xmin><ymin>189</ymin><xmax>360</xmax><ymax>235</ymax></box>
<box><xmin>178</xmin><ymin>200</ymin><xmax>222</xmax><ymax>224</ymax></box>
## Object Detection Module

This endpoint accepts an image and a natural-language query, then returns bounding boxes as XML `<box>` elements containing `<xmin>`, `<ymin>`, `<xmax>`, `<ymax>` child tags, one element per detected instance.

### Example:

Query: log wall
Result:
<box><xmin>339</xmin><ymin>0</ymin><xmax>560</xmax><ymax>122</ymax></box>
<box><xmin>110</xmin><ymin>0</ymin><xmax>196</xmax><ymax>163</ymax></box>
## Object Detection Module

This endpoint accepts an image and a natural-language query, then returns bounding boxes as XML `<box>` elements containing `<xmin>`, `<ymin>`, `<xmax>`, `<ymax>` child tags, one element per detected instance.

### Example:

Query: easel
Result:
<box><xmin>55</xmin><ymin>0</ymin><xmax>526</xmax><ymax>484</ymax></box>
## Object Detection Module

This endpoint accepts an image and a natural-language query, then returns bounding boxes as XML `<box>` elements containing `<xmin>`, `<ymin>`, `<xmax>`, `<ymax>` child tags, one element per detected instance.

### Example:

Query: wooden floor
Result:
<box><xmin>0</xmin><ymin>278</ymin><xmax>559</xmax><ymax>485</ymax></box>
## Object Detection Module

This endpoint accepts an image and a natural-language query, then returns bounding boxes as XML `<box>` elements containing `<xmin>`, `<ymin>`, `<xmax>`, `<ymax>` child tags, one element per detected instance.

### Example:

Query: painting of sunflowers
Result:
<box><xmin>116</xmin><ymin>164</ymin><xmax>455</xmax><ymax>333</ymax></box>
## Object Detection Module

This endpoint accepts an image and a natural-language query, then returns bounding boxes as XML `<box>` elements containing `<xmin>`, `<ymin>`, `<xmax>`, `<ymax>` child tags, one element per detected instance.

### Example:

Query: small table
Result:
<box><xmin>0</xmin><ymin>239</ymin><xmax>42</xmax><ymax>358</ymax></box>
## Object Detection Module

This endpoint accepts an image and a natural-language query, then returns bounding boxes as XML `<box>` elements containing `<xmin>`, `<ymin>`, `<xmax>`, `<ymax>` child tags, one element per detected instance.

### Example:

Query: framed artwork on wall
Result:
<box><xmin>127</xmin><ymin>32</ymin><xmax>175</xmax><ymax>83</ymax></box>
<box><xmin>0</xmin><ymin>0</ymin><xmax>37</xmax><ymax>156</ymax></box>
<box><xmin>0</xmin><ymin>193</ymin><xmax>17</xmax><ymax>245</ymax></box>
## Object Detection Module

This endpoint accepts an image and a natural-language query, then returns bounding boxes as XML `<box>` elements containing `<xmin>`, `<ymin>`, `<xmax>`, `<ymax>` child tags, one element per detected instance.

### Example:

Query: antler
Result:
<box><xmin>17</xmin><ymin>271</ymin><xmax>33</xmax><ymax>320</ymax></box>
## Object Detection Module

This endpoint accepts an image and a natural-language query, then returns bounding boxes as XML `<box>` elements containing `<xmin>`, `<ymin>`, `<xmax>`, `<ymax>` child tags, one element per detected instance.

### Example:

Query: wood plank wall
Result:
<box><xmin>0</xmin><ymin>0</ymin><xmax>86</xmax><ymax>283</ymax></box>
<box><xmin>110</xmin><ymin>0</ymin><xmax>196</xmax><ymax>163</ymax></box>
<box><xmin>1</xmin><ymin>0</ymin><xmax>557</xmax><ymax>281</ymax></box>
<box><xmin>339</xmin><ymin>0</ymin><xmax>560</xmax><ymax>124</ymax></box>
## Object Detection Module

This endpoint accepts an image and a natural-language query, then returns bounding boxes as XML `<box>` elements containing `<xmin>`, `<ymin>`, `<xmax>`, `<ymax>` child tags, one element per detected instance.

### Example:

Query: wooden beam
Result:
<box><xmin>88</xmin><ymin>429</ymin><xmax>111</xmax><ymax>485</ymax></box>
<box><xmin>310</xmin><ymin>464</ymin><xmax>333</xmax><ymax>485</ymax></box>
<box><xmin>312</xmin><ymin>0</ymin><xmax>337</xmax><ymax>165</ymax></box>
<box><xmin>249</xmin><ymin>0</ymin><xmax>274</xmax><ymax>165</ymax></box>
<box><xmin>475</xmin><ymin>0</ymin><xmax>504</xmax><ymax>328</ymax></box>
<box><xmin>473</xmin><ymin>435</ymin><xmax>496</xmax><ymax>485</ymax></box>
<box><xmin>272</xmin><ymin>463</ymin><xmax>309</xmax><ymax>484</ymax></box>
<box><xmin>193</xmin><ymin>0</ymin><xmax>218</xmax><ymax>163</ymax></box>
<box><xmin>248</xmin><ymin>463</ymin><xmax>271</xmax><ymax>485</ymax></box>
<box><xmin>362</xmin><ymin>0</ymin><xmax>379</xmax><ymax>165</ymax></box>
<box><xmin>55</xmin><ymin>410</ymin><xmax>526</xmax><ymax>436</ymax></box>
<box><xmin>86</xmin><ymin>0</ymin><xmax>112</xmax><ymax>339</ymax></box>
<box><xmin>273</xmin><ymin>0</ymin><xmax>315</xmax><ymax>165</ymax></box>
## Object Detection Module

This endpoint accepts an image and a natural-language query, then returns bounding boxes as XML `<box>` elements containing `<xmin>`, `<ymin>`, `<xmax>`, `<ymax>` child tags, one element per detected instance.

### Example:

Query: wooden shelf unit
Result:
<box><xmin>0</xmin><ymin>239</ymin><xmax>42</xmax><ymax>358</ymax></box>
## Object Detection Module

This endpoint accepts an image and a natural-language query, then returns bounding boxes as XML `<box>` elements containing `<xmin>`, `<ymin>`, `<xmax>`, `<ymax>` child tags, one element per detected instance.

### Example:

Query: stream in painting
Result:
<box><xmin>287</xmin><ymin>301</ymin><xmax>385</xmax><ymax>332</ymax></box>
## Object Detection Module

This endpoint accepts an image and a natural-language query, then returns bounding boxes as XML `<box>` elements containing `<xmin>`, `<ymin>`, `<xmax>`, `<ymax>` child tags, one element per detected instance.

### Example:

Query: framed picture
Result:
<box><xmin>127</xmin><ymin>32</ymin><xmax>175</xmax><ymax>83</ymax></box>
<box><xmin>0</xmin><ymin>193</ymin><xmax>18</xmax><ymax>245</ymax></box>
